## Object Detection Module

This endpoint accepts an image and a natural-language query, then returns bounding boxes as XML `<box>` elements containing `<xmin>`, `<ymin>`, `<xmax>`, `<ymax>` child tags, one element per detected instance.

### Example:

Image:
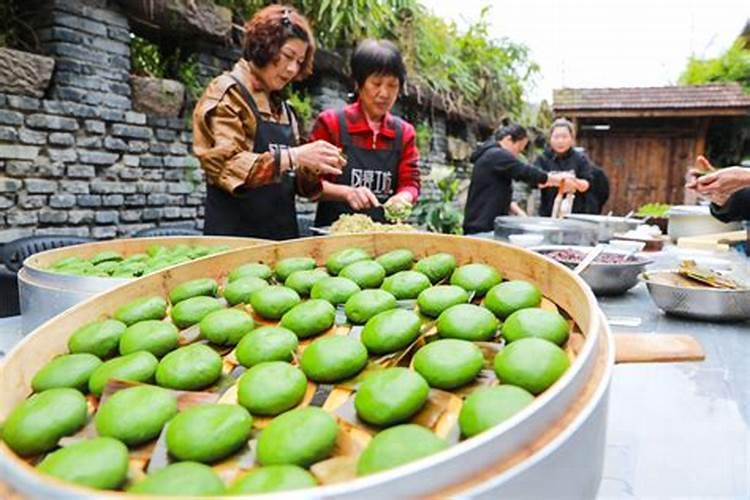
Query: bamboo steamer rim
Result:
<box><xmin>0</xmin><ymin>233</ymin><xmax>607</xmax><ymax>498</ymax></box>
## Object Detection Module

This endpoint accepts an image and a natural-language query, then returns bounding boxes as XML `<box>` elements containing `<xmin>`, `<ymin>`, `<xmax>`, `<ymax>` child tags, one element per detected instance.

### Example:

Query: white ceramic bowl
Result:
<box><xmin>509</xmin><ymin>233</ymin><xmax>545</xmax><ymax>247</ymax></box>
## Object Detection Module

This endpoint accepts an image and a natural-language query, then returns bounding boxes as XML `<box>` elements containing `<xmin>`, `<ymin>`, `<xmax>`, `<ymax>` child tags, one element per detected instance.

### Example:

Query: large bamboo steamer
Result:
<box><xmin>0</xmin><ymin>233</ymin><xmax>702</xmax><ymax>498</ymax></box>
<box><xmin>18</xmin><ymin>236</ymin><xmax>266</xmax><ymax>333</ymax></box>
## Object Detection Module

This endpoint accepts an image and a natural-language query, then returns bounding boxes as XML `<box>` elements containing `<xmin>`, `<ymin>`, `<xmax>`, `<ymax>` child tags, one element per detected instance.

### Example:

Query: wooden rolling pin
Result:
<box><xmin>614</xmin><ymin>333</ymin><xmax>705</xmax><ymax>364</ymax></box>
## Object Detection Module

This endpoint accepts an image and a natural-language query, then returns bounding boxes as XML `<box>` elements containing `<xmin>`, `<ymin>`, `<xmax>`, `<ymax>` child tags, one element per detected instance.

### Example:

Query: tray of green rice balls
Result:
<box><xmin>0</xmin><ymin>233</ymin><xmax>611</xmax><ymax>498</ymax></box>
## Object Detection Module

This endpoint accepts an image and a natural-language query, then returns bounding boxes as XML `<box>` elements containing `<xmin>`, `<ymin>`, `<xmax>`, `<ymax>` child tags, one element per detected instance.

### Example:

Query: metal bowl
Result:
<box><xmin>535</xmin><ymin>245</ymin><xmax>652</xmax><ymax>296</ymax></box>
<box><xmin>494</xmin><ymin>216</ymin><xmax>599</xmax><ymax>246</ymax></box>
<box><xmin>564</xmin><ymin>214</ymin><xmax>645</xmax><ymax>242</ymax></box>
<box><xmin>640</xmin><ymin>270</ymin><xmax>750</xmax><ymax>322</ymax></box>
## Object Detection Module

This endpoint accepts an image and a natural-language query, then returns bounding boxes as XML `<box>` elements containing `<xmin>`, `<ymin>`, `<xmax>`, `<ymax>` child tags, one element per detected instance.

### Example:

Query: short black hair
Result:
<box><xmin>494</xmin><ymin>123</ymin><xmax>528</xmax><ymax>142</ymax></box>
<box><xmin>350</xmin><ymin>39</ymin><xmax>407</xmax><ymax>89</ymax></box>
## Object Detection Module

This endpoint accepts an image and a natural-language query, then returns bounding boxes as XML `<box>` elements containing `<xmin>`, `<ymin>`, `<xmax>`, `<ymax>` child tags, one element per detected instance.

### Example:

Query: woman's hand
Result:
<box><xmin>384</xmin><ymin>192</ymin><xmax>413</xmax><ymax>221</ymax></box>
<box><xmin>693</xmin><ymin>166</ymin><xmax>750</xmax><ymax>201</ymax></box>
<box><xmin>292</xmin><ymin>140</ymin><xmax>345</xmax><ymax>177</ymax></box>
<box><xmin>345</xmin><ymin>186</ymin><xmax>380</xmax><ymax>210</ymax></box>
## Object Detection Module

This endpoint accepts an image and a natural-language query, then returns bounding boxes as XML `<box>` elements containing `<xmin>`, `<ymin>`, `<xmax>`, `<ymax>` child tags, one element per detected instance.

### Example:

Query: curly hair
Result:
<box><xmin>243</xmin><ymin>5</ymin><xmax>315</xmax><ymax>80</ymax></box>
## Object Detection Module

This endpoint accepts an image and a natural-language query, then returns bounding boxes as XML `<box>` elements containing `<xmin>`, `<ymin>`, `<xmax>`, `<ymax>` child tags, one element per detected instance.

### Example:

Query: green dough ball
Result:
<box><xmin>361</xmin><ymin>309</ymin><xmax>421</xmax><ymax>354</ymax></box>
<box><xmin>95</xmin><ymin>385</ymin><xmax>178</xmax><ymax>446</ymax></box>
<box><xmin>280</xmin><ymin>299</ymin><xmax>336</xmax><ymax>338</ymax></box>
<box><xmin>128</xmin><ymin>462</ymin><xmax>226</xmax><ymax>496</ymax></box>
<box><xmin>493</xmin><ymin>338</ymin><xmax>570</xmax><ymax>395</ymax></box>
<box><xmin>37</xmin><ymin>437</ymin><xmax>129</xmax><ymax>490</ymax></box>
<box><xmin>413</xmin><ymin>339</ymin><xmax>484</xmax><ymax>389</ymax></box>
<box><xmin>236</xmin><ymin>326</ymin><xmax>299</xmax><ymax>368</ymax></box>
<box><xmin>381</xmin><ymin>271</ymin><xmax>432</xmax><ymax>300</ymax></box>
<box><xmin>459</xmin><ymin>385</ymin><xmax>535</xmax><ymax>438</ymax></box>
<box><xmin>357</xmin><ymin>424</ymin><xmax>447</xmax><ymax>476</ymax></box>
<box><xmin>300</xmin><ymin>336</ymin><xmax>368</xmax><ymax>383</ymax></box>
<box><xmin>417</xmin><ymin>285</ymin><xmax>469</xmax><ymax>318</ymax></box>
<box><xmin>310</xmin><ymin>276</ymin><xmax>361</xmax><ymax>305</ymax></box>
<box><xmin>2</xmin><ymin>388</ymin><xmax>88</xmax><ymax>456</ymax></box>
<box><xmin>339</xmin><ymin>260</ymin><xmax>386</xmax><ymax>289</ymax></box>
<box><xmin>484</xmin><ymin>280</ymin><xmax>542</xmax><ymax>319</ymax></box>
<box><xmin>375</xmin><ymin>248</ymin><xmax>415</xmax><ymax>275</ymax></box>
<box><xmin>223</xmin><ymin>276</ymin><xmax>269</xmax><ymax>306</ymax></box>
<box><xmin>88</xmin><ymin>351</ymin><xmax>158</xmax><ymax>396</ymax></box>
<box><xmin>502</xmin><ymin>308</ymin><xmax>569</xmax><ymax>346</ymax></box>
<box><xmin>114</xmin><ymin>296</ymin><xmax>168</xmax><ymax>326</ymax></box>
<box><xmin>250</xmin><ymin>286</ymin><xmax>301</xmax><ymax>320</ymax></box>
<box><xmin>238</xmin><ymin>361</ymin><xmax>307</xmax><ymax>416</ymax></box>
<box><xmin>450</xmin><ymin>263</ymin><xmax>502</xmax><ymax>297</ymax></box>
<box><xmin>414</xmin><ymin>253</ymin><xmax>457</xmax><ymax>284</ymax></box>
<box><xmin>229</xmin><ymin>262</ymin><xmax>272</xmax><ymax>282</ymax></box>
<box><xmin>170</xmin><ymin>296</ymin><xmax>225</xmax><ymax>329</ymax></box>
<box><xmin>169</xmin><ymin>278</ymin><xmax>218</xmax><ymax>305</ymax></box>
<box><xmin>256</xmin><ymin>407</ymin><xmax>338</xmax><ymax>467</ymax></box>
<box><xmin>31</xmin><ymin>353</ymin><xmax>102</xmax><ymax>393</ymax></box>
<box><xmin>119</xmin><ymin>320</ymin><xmax>179</xmax><ymax>358</ymax></box>
<box><xmin>275</xmin><ymin>257</ymin><xmax>317</xmax><ymax>282</ymax></box>
<box><xmin>285</xmin><ymin>269</ymin><xmax>329</xmax><ymax>297</ymax></box>
<box><xmin>344</xmin><ymin>289</ymin><xmax>397</xmax><ymax>324</ymax></box>
<box><xmin>199</xmin><ymin>308</ymin><xmax>255</xmax><ymax>346</ymax></box>
<box><xmin>166</xmin><ymin>404</ymin><xmax>252</xmax><ymax>463</ymax></box>
<box><xmin>156</xmin><ymin>344</ymin><xmax>222</xmax><ymax>390</ymax></box>
<box><xmin>436</xmin><ymin>304</ymin><xmax>498</xmax><ymax>341</ymax></box>
<box><xmin>229</xmin><ymin>465</ymin><xmax>317</xmax><ymax>494</ymax></box>
<box><xmin>354</xmin><ymin>368</ymin><xmax>429</xmax><ymax>426</ymax></box>
<box><xmin>68</xmin><ymin>319</ymin><xmax>127</xmax><ymax>359</ymax></box>
<box><xmin>326</xmin><ymin>248</ymin><xmax>371</xmax><ymax>275</ymax></box>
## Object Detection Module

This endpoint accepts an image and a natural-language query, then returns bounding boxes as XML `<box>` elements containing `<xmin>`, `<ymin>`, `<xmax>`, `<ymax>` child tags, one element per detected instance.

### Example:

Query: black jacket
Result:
<box><xmin>534</xmin><ymin>148</ymin><xmax>595</xmax><ymax>216</ymax></box>
<box><xmin>463</xmin><ymin>140</ymin><xmax>548</xmax><ymax>234</ymax></box>
<box><xmin>710</xmin><ymin>188</ymin><xmax>750</xmax><ymax>222</ymax></box>
<box><xmin>586</xmin><ymin>165</ymin><xmax>610</xmax><ymax>214</ymax></box>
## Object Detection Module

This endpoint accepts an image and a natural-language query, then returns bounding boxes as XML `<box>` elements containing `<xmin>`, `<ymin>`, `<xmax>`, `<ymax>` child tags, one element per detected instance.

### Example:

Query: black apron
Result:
<box><xmin>314</xmin><ymin>111</ymin><xmax>402</xmax><ymax>227</ymax></box>
<box><xmin>203</xmin><ymin>75</ymin><xmax>299</xmax><ymax>240</ymax></box>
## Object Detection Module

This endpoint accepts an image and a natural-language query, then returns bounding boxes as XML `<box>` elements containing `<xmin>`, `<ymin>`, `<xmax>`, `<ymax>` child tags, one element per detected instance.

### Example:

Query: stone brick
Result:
<box><xmin>108</xmin><ymin>55</ymin><xmax>131</xmax><ymax>71</ymax></box>
<box><xmin>25</xmin><ymin>179</ymin><xmax>58</xmax><ymax>194</ymax></box>
<box><xmin>103</xmin><ymin>194</ymin><xmax>125</xmax><ymax>207</ymax></box>
<box><xmin>119</xmin><ymin>168</ymin><xmax>141</xmax><ymax>180</ymax></box>
<box><xmin>55</xmin><ymin>72</ymin><xmax>110</xmax><ymax>92</ymax></box>
<box><xmin>68</xmin><ymin>209</ymin><xmax>94</xmax><ymax>224</ymax></box>
<box><xmin>165</xmin><ymin>194</ymin><xmax>183</xmax><ymax>205</ymax></box>
<box><xmin>92</xmin><ymin>226</ymin><xmax>117</xmax><ymax>239</ymax></box>
<box><xmin>142</xmin><ymin>208</ymin><xmax>162</xmax><ymax>221</ymax></box>
<box><xmin>108</xmin><ymin>26</ymin><xmax>130</xmax><ymax>43</ymax></box>
<box><xmin>7</xmin><ymin>211</ymin><xmax>38</xmax><ymax>225</ymax></box>
<box><xmin>43</xmin><ymin>100</ymin><xmax>97</xmax><ymax>119</ymax></box>
<box><xmin>0</xmin><ymin>195</ymin><xmax>14</xmax><ymax>209</ymax></box>
<box><xmin>0</xmin><ymin>228</ymin><xmax>34</xmax><ymax>243</ymax></box>
<box><xmin>120</xmin><ymin>210</ymin><xmax>142</xmax><ymax>222</ymax></box>
<box><xmin>140</xmin><ymin>155</ymin><xmax>163</xmax><ymax>168</ymax></box>
<box><xmin>49</xmin><ymin>132</ymin><xmax>75</xmax><ymax>146</ymax></box>
<box><xmin>27</xmin><ymin>113</ymin><xmax>78</xmax><ymax>131</ymax></box>
<box><xmin>147</xmin><ymin>193</ymin><xmax>169</xmax><ymax>205</ymax></box>
<box><xmin>52</xmin><ymin>12</ymin><xmax>108</xmax><ymax>37</ymax></box>
<box><xmin>169</xmin><ymin>143</ymin><xmax>188</xmax><ymax>155</ymax></box>
<box><xmin>5</xmin><ymin>161</ymin><xmax>33</xmax><ymax>177</ymax></box>
<box><xmin>168</xmin><ymin>182</ymin><xmax>194</xmax><ymax>194</ymax></box>
<box><xmin>127</xmin><ymin>141</ymin><xmax>149</xmax><ymax>153</ymax></box>
<box><xmin>60</xmin><ymin>180</ymin><xmax>89</xmax><ymax>194</ymax></box>
<box><xmin>0</xmin><ymin>145</ymin><xmax>39</xmax><ymax>160</ymax></box>
<box><xmin>108</xmin><ymin>82</ymin><xmax>131</xmax><ymax>96</ymax></box>
<box><xmin>122</xmin><ymin>155</ymin><xmax>139</xmax><ymax>167</ymax></box>
<box><xmin>77</xmin><ymin>136</ymin><xmax>103</xmax><ymax>149</ymax></box>
<box><xmin>99</xmin><ymin>109</ymin><xmax>126</xmax><ymax>122</ymax></box>
<box><xmin>112</xmin><ymin>124</ymin><xmax>152</xmax><ymax>140</ymax></box>
<box><xmin>149</xmin><ymin>142</ymin><xmax>169</xmax><ymax>155</ymax></box>
<box><xmin>156</xmin><ymin>129</ymin><xmax>177</xmax><ymax>142</ymax></box>
<box><xmin>164</xmin><ymin>206</ymin><xmax>181</xmax><ymax>219</ymax></box>
<box><xmin>137</xmin><ymin>182</ymin><xmax>166</xmax><ymax>194</ymax></box>
<box><xmin>95</xmin><ymin>210</ymin><xmax>118</xmax><ymax>224</ymax></box>
<box><xmin>39</xmin><ymin>209</ymin><xmax>68</xmax><ymax>224</ymax></box>
<box><xmin>48</xmin><ymin>148</ymin><xmax>77</xmax><ymax>163</ymax></box>
<box><xmin>84</xmin><ymin>91</ymin><xmax>130</xmax><ymax>110</ymax></box>
<box><xmin>91</xmin><ymin>181</ymin><xmax>137</xmax><ymax>194</ymax></box>
<box><xmin>165</xmin><ymin>118</ymin><xmax>185</xmax><ymax>130</ymax></box>
<box><xmin>49</xmin><ymin>193</ymin><xmax>77</xmax><ymax>208</ymax></box>
<box><xmin>163</xmin><ymin>170</ymin><xmax>182</xmax><ymax>181</ymax></box>
<box><xmin>144</xmin><ymin>170</ymin><xmax>164</xmax><ymax>180</ymax></box>
<box><xmin>0</xmin><ymin>110</ymin><xmax>24</xmax><ymax>126</ymax></box>
<box><xmin>51</xmin><ymin>42</ymin><xmax>110</xmax><ymax>66</ymax></box>
<box><xmin>52</xmin><ymin>0</ymin><xmax>129</xmax><ymax>28</ymax></box>
<box><xmin>124</xmin><ymin>194</ymin><xmax>146</xmax><ymax>207</ymax></box>
<box><xmin>77</xmin><ymin>194</ymin><xmax>102</xmax><ymax>207</ymax></box>
<box><xmin>36</xmin><ymin>161</ymin><xmax>65</xmax><ymax>178</ymax></box>
<box><xmin>85</xmin><ymin>120</ymin><xmax>106</xmax><ymax>134</ymax></box>
<box><xmin>7</xmin><ymin>95</ymin><xmax>41</xmax><ymax>111</ymax></box>
<box><xmin>163</xmin><ymin>156</ymin><xmax>189</xmax><ymax>168</ymax></box>
<box><xmin>18</xmin><ymin>128</ymin><xmax>46</xmax><ymax>145</ymax></box>
<box><xmin>18</xmin><ymin>194</ymin><xmax>46</xmax><ymax>209</ymax></box>
<box><xmin>180</xmin><ymin>132</ymin><xmax>193</xmax><ymax>144</ymax></box>
<box><xmin>118</xmin><ymin>223</ymin><xmax>152</xmax><ymax>236</ymax></box>
<box><xmin>180</xmin><ymin>207</ymin><xmax>197</xmax><ymax>218</ymax></box>
<box><xmin>78</xmin><ymin>151</ymin><xmax>119</xmax><ymax>165</ymax></box>
<box><xmin>35</xmin><ymin>226</ymin><xmax>91</xmax><ymax>237</ymax></box>
<box><xmin>186</xmin><ymin>194</ymin><xmax>204</xmax><ymax>206</ymax></box>
<box><xmin>125</xmin><ymin>111</ymin><xmax>147</xmax><ymax>125</ymax></box>
<box><xmin>66</xmin><ymin>164</ymin><xmax>96</xmax><ymax>178</ymax></box>
<box><xmin>0</xmin><ymin>126</ymin><xmax>18</xmax><ymax>141</ymax></box>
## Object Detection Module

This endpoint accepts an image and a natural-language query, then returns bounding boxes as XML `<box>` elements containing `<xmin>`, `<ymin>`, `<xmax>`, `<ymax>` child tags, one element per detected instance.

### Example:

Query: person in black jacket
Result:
<box><xmin>687</xmin><ymin>156</ymin><xmax>750</xmax><ymax>222</ymax></box>
<box><xmin>586</xmin><ymin>164</ymin><xmax>610</xmax><ymax>214</ymax></box>
<box><xmin>534</xmin><ymin>118</ymin><xmax>595</xmax><ymax>216</ymax></box>
<box><xmin>463</xmin><ymin>124</ymin><xmax>572</xmax><ymax>234</ymax></box>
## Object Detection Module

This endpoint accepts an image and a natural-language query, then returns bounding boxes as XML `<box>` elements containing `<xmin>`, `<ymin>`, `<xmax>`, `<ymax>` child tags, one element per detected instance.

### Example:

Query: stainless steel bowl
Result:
<box><xmin>535</xmin><ymin>245</ymin><xmax>652</xmax><ymax>296</ymax></box>
<box><xmin>640</xmin><ymin>270</ymin><xmax>750</xmax><ymax>322</ymax></box>
<box><xmin>564</xmin><ymin>214</ymin><xmax>645</xmax><ymax>242</ymax></box>
<box><xmin>494</xmin><ymin>217</ymin><xmax>599</xmax><ymax>246</ymax></box>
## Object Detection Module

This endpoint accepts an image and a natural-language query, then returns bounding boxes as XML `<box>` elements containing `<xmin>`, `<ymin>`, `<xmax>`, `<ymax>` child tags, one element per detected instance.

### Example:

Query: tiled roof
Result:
<box><xmin>553</xmin><ymin>83</ymin><xmax>750</xmax><ymax>111</ymax></box>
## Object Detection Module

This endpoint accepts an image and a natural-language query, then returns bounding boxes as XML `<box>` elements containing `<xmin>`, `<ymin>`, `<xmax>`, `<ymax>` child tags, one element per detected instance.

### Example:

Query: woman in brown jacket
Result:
<box><xmin>193</xmin><ymin>5</ymin><xmax>344</xmax><ymax>239</ymax></box>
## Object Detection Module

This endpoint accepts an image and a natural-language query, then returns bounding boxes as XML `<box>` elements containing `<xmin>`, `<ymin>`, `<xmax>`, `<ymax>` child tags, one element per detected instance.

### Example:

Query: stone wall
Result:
<box><xmin>0</xmin><ymin>0</ymin><xmax>491</xmax><ymax>244</ymax></box>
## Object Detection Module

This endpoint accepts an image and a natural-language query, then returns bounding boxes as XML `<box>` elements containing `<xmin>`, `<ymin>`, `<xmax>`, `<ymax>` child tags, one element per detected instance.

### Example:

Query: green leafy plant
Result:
<box><xmin>415</xmin><ymin>121</ymin><xmax>432</xmax><ymax>153</ymax></box>
<box><xmin>680</xmin><ymin>37</ymin><xmax>750</xmax><ymax>92</ymax></box>
<box><xmin>177</xmin><ymin>55</ymin><xmax>204</xmax><ymax>101</ymax></box>
<box><xmin>286</xmin><ymin>87</ymin><xmax>314</xmax><ymax>126</ymax></box>
<box><xmin>131</xmin><ymin>35</ymin><xmax>165</xmax><ymax>78</ymax></box>
<box><xmin>412</xmin><ymin>166</ymin><xmax>463</xmax><ymax>234</ymax></box>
